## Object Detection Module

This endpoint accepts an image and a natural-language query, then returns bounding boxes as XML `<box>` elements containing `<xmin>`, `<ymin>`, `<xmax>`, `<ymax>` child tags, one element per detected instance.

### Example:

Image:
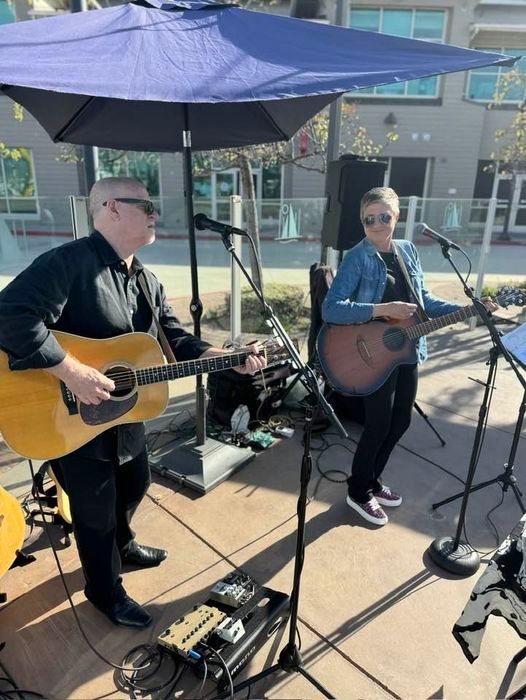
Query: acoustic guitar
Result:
<box><xmin>0</xmin><ymin>485</ymin><xmax>25</xmax><ymax>580</ymax></box>
<box><xmin>317</xmin><ymin>287</ymin><xmax>525</xmax><ymax>397</ymax></box>
<box><xmin>0</xmin><ymin>332</ymin><xmax>289</xmax><ymax>460</ymax></box>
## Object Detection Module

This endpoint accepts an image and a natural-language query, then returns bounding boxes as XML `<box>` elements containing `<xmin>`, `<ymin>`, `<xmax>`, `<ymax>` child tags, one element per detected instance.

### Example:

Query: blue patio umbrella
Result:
<box><xmin>0</xmin><ymin>0</ymin><xmax>516</xmax><ymax>455</ymax></box>
<box><xmin>0</xmin><ymin>0</ymin><xmax>515</xmax><ymax>317</ymax></box>
<box><xmin>0</xmin><ymin>0</ymin><xmax>516</xmax><ymax>152</ymax></box>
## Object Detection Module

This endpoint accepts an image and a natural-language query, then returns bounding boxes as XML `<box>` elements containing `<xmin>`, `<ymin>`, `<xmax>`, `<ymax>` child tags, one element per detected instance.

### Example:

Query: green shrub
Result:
<box><xmin>482</xmin><ymin>280</ymin><xmax>526</xmax><ymax>297</ymax></box>
<box><xmin>207</xmin><ymin>283</ymin><xmax>308</xmax><ymax>333</ymax></box>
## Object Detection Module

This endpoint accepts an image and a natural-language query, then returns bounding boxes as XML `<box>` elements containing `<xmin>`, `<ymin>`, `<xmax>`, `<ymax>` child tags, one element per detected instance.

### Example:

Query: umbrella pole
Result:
<box><xmin>149</xmin><ymin>109</ymin><xmax>255</xmax><ymax>495</ymax></box>
<box><xmin>182</xmin><ymin>107</ymin><xmax>206</xmax><ymax>445</ymax></box>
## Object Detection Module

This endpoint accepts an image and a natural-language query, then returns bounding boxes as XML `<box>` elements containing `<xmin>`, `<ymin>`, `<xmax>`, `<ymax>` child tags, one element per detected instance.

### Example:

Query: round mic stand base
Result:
<box><xmin>428</xmin><ymin>536</ymin><xmax>480</xmax><ymax>576</ymax></box>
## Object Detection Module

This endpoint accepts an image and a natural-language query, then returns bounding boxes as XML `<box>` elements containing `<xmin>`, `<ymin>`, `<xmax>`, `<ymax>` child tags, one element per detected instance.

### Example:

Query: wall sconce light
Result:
<box><xmin>411</xmin><ymin>132</ymin><xmax>419</xmax><ymax>141</ymax></box>
<box><xmin>384</xmin><ymin>112</ymin><xmax>398</xmax><ymax>126</ymax></box>
<box><xmin>422</xmin><ymin>133</ymin><xmax>431</xmax><ymax>142</ymax></box>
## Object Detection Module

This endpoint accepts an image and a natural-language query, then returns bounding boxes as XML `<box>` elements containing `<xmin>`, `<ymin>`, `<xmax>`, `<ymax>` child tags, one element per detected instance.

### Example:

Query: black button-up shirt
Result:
<box><xmin>0</xmin><ymin>231</ymin><xmax>211</xmax><ymax>463</ymax></box>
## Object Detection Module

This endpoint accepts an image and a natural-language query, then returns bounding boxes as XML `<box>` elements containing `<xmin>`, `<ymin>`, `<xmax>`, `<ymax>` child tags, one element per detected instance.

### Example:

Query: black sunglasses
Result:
<box><xmin>104</xmin><ymin>198</ymin><xmax>157</xmax><ymax>215</ymax></box>
<box><xmin>363</xmin><ymin>212</ymin><xmax>394</xmax><ymax>226</ymax></box>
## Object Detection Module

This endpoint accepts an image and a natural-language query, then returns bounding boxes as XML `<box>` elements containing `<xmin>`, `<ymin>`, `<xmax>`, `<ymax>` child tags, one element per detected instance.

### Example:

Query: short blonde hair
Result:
<box><xmin>360</xmin><ymin>187</ymin><xmax>399</xmax><ymax>220</ymax></box>
<box><xmin>88</xmin><ymin>176</ymin><xmax>146</xmax><ymax>217</ymax></box>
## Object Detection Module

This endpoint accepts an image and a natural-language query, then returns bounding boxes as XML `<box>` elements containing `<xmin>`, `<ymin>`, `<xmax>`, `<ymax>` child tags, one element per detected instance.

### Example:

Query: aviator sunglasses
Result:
<box><xmin>362</xmin><ymin>212</ymin><xmax>394</xmax><ymax>226</ymax></box>
<box><xmin>103</xmin><ymin>198</ymin><xmax>157</xmax><ymax>215</ymax></box>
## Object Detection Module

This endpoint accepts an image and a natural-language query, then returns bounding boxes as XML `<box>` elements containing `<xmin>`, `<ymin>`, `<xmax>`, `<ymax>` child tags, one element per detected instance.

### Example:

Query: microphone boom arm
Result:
<box><xmin>214</xmin><ymin>223</ymin><xmax>347</xmax><ymax>440</ymax></box>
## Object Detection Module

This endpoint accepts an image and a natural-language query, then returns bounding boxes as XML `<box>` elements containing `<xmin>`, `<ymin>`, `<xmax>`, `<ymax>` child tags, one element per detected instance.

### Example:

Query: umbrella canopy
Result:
<box><xmin>0</xmin><ymin>0</ymin><xmax>516</xmax><ymax>151</ymax></box>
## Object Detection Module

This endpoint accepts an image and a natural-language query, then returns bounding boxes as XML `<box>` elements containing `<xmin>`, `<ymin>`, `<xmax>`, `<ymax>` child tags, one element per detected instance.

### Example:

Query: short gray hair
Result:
<box><xmin>89</xmin><ymin>176</ymin><xmax>146</xmax><ymax>217</ymax></box>
<box><xmin>360</xmin><ymin>187</ymin><xmax>399</xmax><ymax>220</ymax></box>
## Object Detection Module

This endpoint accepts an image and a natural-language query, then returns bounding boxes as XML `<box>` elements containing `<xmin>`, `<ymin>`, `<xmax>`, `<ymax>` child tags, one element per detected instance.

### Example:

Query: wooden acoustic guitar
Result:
<box><xmin>0</xmin><ymin>485</ymin><xmax>25</xmax><ymax>581</ymax></box>
<box><xmin>0</xmin><ymin>332</ymin><xmax>289</xmax><ymax>461</ymax></box>
<box><xmin>317</xmin><ymin>287</ymin><xmax>525</xmax><ymax>397</ymax></box>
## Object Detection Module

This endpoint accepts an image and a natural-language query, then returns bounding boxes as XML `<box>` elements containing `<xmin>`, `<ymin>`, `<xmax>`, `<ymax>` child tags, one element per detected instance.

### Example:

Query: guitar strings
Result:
<box><xmin>54</xmin><ymin>291</ymin><xmax>521</xmax><ymax>393</ymax></box>
<box><xmin>93</xmin><ymin>347</ymin><xmax>286</xmax><ymax>390</ymax></box>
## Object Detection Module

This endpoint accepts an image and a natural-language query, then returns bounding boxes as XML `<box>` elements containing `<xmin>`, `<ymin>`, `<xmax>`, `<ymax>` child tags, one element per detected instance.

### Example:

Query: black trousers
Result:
<box><xmin>53</xmin><ymin>448</ymin><xmax>150</xmax><ymax>607</ymax></box>
<box><xmin>348</xmin><ymin>363</ymin><xmax>418</xmax><ymax>503</ymax></box>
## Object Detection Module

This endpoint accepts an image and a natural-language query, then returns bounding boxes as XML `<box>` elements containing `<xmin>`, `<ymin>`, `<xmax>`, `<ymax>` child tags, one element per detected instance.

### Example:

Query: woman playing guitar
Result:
<box><xmin>322</xmin><ymin>187</ymin><xmax>497</xmax><ymax>527</ymax></box>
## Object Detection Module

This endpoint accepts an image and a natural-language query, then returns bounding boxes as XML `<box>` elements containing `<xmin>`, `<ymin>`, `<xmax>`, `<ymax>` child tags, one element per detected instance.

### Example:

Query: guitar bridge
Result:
<box><xmin>357</xmin><ymin>336</ymin><xmax>374</xmax><ymax>367</ymax></box>
<box><xmin>60</xmin><ymin>381</ymin><xmax>79</xmax><ymax>415</ymax></box>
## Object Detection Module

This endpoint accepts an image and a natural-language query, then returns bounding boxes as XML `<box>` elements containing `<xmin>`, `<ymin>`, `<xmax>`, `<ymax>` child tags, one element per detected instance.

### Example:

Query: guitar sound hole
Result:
<box><xmin>105</xmin><ymin>365</ymin><xmax>136</xmax><ymax>398</ymax></box>
<box><xmin>383</xmin><ymin>327</ymin><xmax>406</xmax><ymax>352</ymax></box>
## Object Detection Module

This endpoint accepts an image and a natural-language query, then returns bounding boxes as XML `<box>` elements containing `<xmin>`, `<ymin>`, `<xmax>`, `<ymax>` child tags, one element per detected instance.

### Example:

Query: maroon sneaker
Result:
<box><xmin>374</xmin><ymin>485</ymin><xmax>402</xmax><ymax>507</ymax></box>
<box><xmin>346</xmin><ymin>495</ymin><xmax>388</xmax><ymax>526</ymax></box>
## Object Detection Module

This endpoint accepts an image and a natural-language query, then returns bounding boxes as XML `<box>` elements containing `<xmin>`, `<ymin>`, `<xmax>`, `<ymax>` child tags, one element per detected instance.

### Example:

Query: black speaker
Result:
<box><xmin>321</xmin><ymin>155</ymin><xmax>388</xmax><ymax>250</ymax></box>
<box><xmin>207</xmin><ymin>363</ymin><xmax>293</xmax><ymax>428</ymax></box>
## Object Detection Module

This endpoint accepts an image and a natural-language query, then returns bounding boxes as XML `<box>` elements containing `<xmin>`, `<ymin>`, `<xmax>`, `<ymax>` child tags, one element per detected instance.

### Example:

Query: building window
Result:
<box><xmin>467</xmin><ymin>49</ymin><xmax>525</xmax><ymax>103</ymax></box>
<box><xmin>97</xmin><ymin>150</ymin><xmax>161</xmax><ymax>198</ymax></box>
<box><xmin>192</xmin><ymin>164</ymin><xmax>282</xmax><ymax>223</ymax></box>
<box><xmin>387</xmin><ymin>157</ymin><xmax>428</xmax><ymax>197</ymax></box>
<box><xmin>0</xmin><ymin>148</ymin><xmax>38</xmax><ymax>215</ymax></box>
<box><xmin>0</xmin><ymin>0</ymin><xmax>15</xmax><ymax>24</ymax></box>
<box><xmin>349</xmin><ymin>8</ymin><xmax>446</xmax><ymax>98</ymax></box>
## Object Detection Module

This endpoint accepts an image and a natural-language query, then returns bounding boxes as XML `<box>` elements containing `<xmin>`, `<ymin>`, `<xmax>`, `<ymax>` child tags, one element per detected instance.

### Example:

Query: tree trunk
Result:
<box><xmin>238</xmin><ymin>154</ymin><xmax>264</xmax><ymax>292</ymax></box>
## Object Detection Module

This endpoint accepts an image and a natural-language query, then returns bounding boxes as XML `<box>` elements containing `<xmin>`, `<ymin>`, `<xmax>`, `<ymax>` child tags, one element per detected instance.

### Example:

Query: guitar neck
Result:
<box><xmin>135</xmin><ymin>350</ymin><xmax>253</xmax><ymax>387</ymax></box>
<box><xmin>406</xmin><ymin>305</ymin><xmax>476</xmax><ymax>340</ymax></box>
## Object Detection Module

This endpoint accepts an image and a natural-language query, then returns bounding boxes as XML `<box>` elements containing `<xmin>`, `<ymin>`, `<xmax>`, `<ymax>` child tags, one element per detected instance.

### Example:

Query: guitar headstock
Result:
<box><xmin>261</xmin><ymin>337</ymin><xmax>296</xmax><ymax>365</ymax></box>
<box><xmin>496</xmin><ymin>286</ymin><xmax>526</xmax><ymax>309</ymax></box>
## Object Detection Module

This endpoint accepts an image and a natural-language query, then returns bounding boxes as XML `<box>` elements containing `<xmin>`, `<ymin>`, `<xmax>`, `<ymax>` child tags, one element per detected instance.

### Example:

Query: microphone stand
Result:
<box><xmin>214</xmin><ymin>226</ymin><xmax>346</xmax><ymax>699</ymax></box>
<box><xmin>428</xmin><ymin>239</ymin><xmax>526</xmax><ymax>576</ymax></box>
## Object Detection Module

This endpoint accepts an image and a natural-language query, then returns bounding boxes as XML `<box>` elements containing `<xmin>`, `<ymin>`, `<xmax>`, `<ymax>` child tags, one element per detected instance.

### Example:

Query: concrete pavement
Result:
<box><xmin>1</xmin><ymin>315</ymin><xmax>526</xmax><ymax>698</ymax></box>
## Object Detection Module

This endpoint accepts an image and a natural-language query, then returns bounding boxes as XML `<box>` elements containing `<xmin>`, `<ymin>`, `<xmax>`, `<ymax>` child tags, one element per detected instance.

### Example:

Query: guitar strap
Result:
<box><xmin>392</xmin><ymin>241</ymin><xmax>430</xmax><ymax>322</ymax></box>
<box><xmin>137</xmin><ymin>273</ymin><xmax>177</xmax><ymax>363</ymax></box>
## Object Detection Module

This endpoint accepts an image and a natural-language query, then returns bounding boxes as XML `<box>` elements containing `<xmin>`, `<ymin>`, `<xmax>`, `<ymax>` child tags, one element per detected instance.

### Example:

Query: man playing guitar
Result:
<box><xmin>0</xmin><ymin>177</ymin><xmax>266</xmax><ymax>627</ymax></box>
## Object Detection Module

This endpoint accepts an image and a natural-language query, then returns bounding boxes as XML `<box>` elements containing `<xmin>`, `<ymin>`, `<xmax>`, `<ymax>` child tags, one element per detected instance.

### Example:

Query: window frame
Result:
<box><xmin>97</xmin><ymin>149</ymin><xmax>163</xmax><ymax>212</ymax></box>
<box><xmin>0</xmin><ymin>147</ymin><xmax>39</xmax><ymax>219</ymax></box>
<box><xmin>348</xmin><ymin>7</ymin><xmax>447</xmax><ymax>99</ymax></box>
<box><xmin>466</xmin><ymin>48</ymin><xmax>526</xmax><ymax>104</ymax></box>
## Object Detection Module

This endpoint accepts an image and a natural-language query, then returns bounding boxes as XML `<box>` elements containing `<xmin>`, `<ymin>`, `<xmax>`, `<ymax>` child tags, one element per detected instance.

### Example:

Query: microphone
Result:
<box><xmin>415</xmin><ymin>222</ymin><xmax>462</xmax><ymax>251</ymax></box>
<box><xmin>194</xmin><ymin>213</ymin><xmax>247</xmax><ymax>237</ymax></box>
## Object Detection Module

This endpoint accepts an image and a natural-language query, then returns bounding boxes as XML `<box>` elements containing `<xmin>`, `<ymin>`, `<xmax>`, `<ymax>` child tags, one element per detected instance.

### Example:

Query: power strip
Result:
<box><xmin>157</xmin><ymin>604</ymin><xmax>226</xmax><ymax>658</ymax></box>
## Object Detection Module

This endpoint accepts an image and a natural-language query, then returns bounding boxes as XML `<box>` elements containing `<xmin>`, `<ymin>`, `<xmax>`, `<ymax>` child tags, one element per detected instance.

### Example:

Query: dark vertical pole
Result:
<box><xmin>322</xmin><ymin>0</ymin><xmax>346</xmax><ymax>265</ymax></box>
<box><xmin>182</xmin><ymin>104</ymin><xmax>206</xmax><ymax>445</ymax></box>
<box><xmin>70</xmin><ymin>0</ymin><xmax>97</xmax><ymax>194</ymax></box>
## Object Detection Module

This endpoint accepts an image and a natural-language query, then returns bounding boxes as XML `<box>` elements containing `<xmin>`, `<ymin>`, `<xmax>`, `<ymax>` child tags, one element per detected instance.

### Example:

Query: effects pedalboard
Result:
<box><xmin>157</xmin><ymin>571</ymin><xmax>290</xmax><ymax>686</ymax></box>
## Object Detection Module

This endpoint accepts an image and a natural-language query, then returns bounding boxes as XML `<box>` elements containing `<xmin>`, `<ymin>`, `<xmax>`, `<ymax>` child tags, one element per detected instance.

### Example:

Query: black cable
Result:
<box><xmin>314</xmin><ymin>440</ymin><xmax>353</xmax><ymax>483</ymax></box>
<box><xmin>0</xmin><ymin>676</ymin><xmax>45</xmax><ymax>700</ymax></box>
<box><xmin>118</xmin><ymin>644</ymin><xmax>181</xmax><ymax>695</ymax></box>
<box><xmin>162</xmin><ymin>664</ymin><xmax>187</xmax><ymax>700</ymax></box>
<box><xmin>25</xmin><ymin>459</ymin><xmax>155</xmax><ymax>676</ymax></box>
<box><xmin>202</xmin><ymin>645</ymin><xmax>234</xmax><ymax>700</ymax></box>
<box><xmin>295</xmin><ymin>624</ymin><xmax>302</xmax><ymax>651</ymax></box>
<box><xmin>196</xmin><ymin>658</ymin><xmax>209</xmax><ymax>699</ymax></box>
<box><xmin>485</xmin><ymin>489</ymin><xmax>505</xmax><ymax>550</ymax></box>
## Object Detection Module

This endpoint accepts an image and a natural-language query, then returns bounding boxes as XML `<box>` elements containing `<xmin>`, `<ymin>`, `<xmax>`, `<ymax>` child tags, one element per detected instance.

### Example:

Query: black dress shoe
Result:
<box><xmin>92</xmin><ymin>595</ymin><xmax>152</xmax><ymax>628</ymax></box>
<box><xmin>121</xmin><ymin>541</ymin><xmax>168</xmax><ymax>568</ymax></box>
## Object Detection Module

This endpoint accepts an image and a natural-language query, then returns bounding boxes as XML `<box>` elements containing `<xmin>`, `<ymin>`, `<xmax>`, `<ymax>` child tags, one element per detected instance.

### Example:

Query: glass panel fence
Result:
<box><xmin>1</xmin><ymin>195</ymin><xmax>524</xmax><ymax>300</ymax></box>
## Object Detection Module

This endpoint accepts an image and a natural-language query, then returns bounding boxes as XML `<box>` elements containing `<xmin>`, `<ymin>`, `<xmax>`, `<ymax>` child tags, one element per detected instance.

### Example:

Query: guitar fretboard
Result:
<box><xmin>135</xmin><ymin>351</ymin><xmax>253</xmax><ymax>387</ymax></box>
<box><xmin>405</xmin><ymin>305</ymin><xmax>476</xmax><ymax>340</ymax></box>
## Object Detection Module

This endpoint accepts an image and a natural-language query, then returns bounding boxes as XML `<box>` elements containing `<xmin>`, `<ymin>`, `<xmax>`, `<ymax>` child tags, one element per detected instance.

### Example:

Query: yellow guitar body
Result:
<box><xmin>0</xmin><ymin>331</ymin><xmax>168</xmax><ymax>460</ymax></box>
<box><xmin>0</xmin><ymin>485</ymin><xmax>25</xmax><ymax>579</ymax></box>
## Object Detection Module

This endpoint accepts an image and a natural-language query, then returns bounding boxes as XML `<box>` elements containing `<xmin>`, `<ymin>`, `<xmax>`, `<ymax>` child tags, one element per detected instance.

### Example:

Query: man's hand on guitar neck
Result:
<box><xmin>373</xmin><ymin>301</ymin><xmax>418</xmax><ymax>320</ymax></box>
<box><xmin>45</xmin><ymin>355</ymin><xmax>115</xmax><ymax>405</ymax></box>
<box><xmin>201</xmin><ymin>342</ymin><xmax>267</xmax><ymax>375</ymax></box>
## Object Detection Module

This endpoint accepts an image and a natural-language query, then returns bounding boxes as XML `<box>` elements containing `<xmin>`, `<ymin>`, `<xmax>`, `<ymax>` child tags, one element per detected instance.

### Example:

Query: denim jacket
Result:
<box><xmin>321</xmin><ymin>237</ymin><xmax>462</xmax><ymax>363</ymax></box>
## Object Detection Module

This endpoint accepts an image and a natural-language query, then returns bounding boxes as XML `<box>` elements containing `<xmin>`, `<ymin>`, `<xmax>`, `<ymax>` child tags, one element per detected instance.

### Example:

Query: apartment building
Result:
<box><xmin>0</xmin><ymin>0</ymin><xmax>525</xmax><ymax>234</ymax></box>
